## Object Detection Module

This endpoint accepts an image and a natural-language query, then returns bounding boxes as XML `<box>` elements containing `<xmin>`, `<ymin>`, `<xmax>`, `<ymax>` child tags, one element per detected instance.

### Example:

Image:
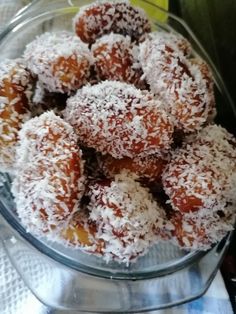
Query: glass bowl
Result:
<box><xmin>0</xmin><ymin>0</ymin><xmax>235</xmax><ymax>311</ymax></box>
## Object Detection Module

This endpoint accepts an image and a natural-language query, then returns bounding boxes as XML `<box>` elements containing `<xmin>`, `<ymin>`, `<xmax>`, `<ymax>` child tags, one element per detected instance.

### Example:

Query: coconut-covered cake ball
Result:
<box><xmin>139</xmin><ymin>31</ymin><xmax>215</xmax><ymax>132</ymax></box>
<box><xmin>12</xmin><ymin>111</ymin><xmax>85</xmax><ymax>236</ymax></box>
<box><xmin>73</xmin><ymin>0</ymin><xmax>151</xmax><ymax>44</ymax></box>
<box><xmin>24</xmin><ymin>31</ymin><xmax>93</xmax><ymax>94</ymax></box>
<box><xmin>63</xmin><ymin>80</ymin><xmax>173</xmax><ymax>159</ymax></box>
<box><xmin>0</xmin><ymin>58</ymin><xmax>33</xmax><ymax>173</ymax></box>
<box><xmin>186</xmin><ymin>124</ymin><xmax>236</xmax><ymax>159</ymax></box>
<box><xmin>162</xmin><ymin>124</ymin><xmax>236</xmax><ymax>214</ymax></box>
<box><xmin>91</xmin><ymin>33</ymin><xmax>145</xmax><ymax>87</ymax></box>
<box><xmin>85</xmin><ymin>173</ymin><xmax>167</xmax><ymax>263</ymax></box>
<box><xmin>170</xmin><ymin>210</ymin><xmax>235</xmax><ymax>251</ymax></box>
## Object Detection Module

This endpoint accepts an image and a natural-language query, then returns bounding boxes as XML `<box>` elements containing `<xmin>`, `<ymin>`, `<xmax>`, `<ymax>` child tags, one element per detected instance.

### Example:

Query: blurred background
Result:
<box><xmin>170</xmin><ymin>0</ymin><xmax>236</xmax><ymax>136</ymax></box>
<box><xmin>169</xmin><ymin>1</ymin><xmax>236</xmax><ymax>310</ymax></box>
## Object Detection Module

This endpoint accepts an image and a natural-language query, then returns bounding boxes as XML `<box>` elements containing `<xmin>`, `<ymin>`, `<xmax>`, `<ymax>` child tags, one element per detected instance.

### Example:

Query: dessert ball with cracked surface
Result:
<box><xmin>170</xmin><ymin>210</ymin><xmax>235</xmax><ymax>250</ymax></box>
<box><xmin>99</xmin><ymin>153</ymin><xmax>169</xmax><ymax>183</ymax></box>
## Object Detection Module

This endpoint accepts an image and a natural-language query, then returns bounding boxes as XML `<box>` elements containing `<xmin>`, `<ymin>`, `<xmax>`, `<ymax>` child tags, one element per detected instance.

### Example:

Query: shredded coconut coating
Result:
<box><xmin>63</xmin><ymin>80</ymin><xmax>174</xmax><ymax>159</ymax></box>
<box><xmin>92</xmin><ymin>33</ymin><xmax>145</xmax><ymax>88</ymax></box>
<box><xmin>86</xmin><ymin>172</ymin><xmax>167</xmax><ymax>264</ymax></box>
<box><xmin>12</xmin><ymin>111</ymin><xmax>85</xmax><ymax>237</ymax></box>
<box><xmin>0</xmin><ymin>58</ymin><xmax>33</xmax><ymax>173</ymax></box>
<box><xmin>162</xmin><ymin>124</ymin><xmax>236</xmax><ymax>214</ymax></box>
<box><xmin>139</xmin><ymin>31</ymin><xmax>216</xmax><ymax>132</ymax></box>
<box><xmin>73</xmin><ymin>0</ymin><xmax>151</xmax><ymax>44</ymax></box>
<box><xmin>186</xmin><ymin>124</ymin><xmax>236</xmax><ymax>156</ymax></box>
<box><xmin>24</xmin><ymin>31</ymin><xmax>93</xmax><ymax>94</ymax></box>
<box><xmin>99</xmin><ymin>153</ymin><xmax>169</xmax><ymax>183</ymax></box>
<box><xmin>170</xmin><ymin>210</ymin><xmax>235</xmax><ymax>251</ymax></box>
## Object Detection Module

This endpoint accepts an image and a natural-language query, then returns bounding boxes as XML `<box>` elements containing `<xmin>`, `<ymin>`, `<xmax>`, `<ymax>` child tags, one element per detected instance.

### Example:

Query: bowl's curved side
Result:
<box><xmin>0</xmin><ymin>209</ymin><xmax>232</xmax><ymax>311</ymax></box>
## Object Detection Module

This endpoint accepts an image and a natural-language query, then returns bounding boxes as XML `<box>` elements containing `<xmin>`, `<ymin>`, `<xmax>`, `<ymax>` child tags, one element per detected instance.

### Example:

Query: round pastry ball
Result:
<box><xmin>24</xmin><ymin>31</ymin><xmax>93</xmax><ymax>93</ymax></box>
<box><xmin>92</xmin><ymin>33</ymin><xmax>145</xmax><ymax>88</ymax></box>
<box><xmin>73</xmin><ymin>0</ymin><xmax>151</xmax><ymax>44</ymax></box>
<box><xmin>61</xmin><ymin>210</ymin><xmax>104</xmax><ymax>254</ymax></box>
<box><xmin>139</xmin><ymin>31</ymin><xmax>215</xmax><ymax>132</ymax></box>
<box><xmin>63</xmin><ymin>80</ymin><xmax>174</xmax><ymax>159</ymax></box>
<box><xmin>12</xmin><ymin>111</ymin><xmax>85</xmax><ymax>236</ymax></box>
<box><xmin>162</xmin><ymin>124</ymin><xmax>236</xmax><ymax>214</ymax></box>
<box><xmin>170</xmin><ymin>210</ymin><xmax>235</xmax><ymax>250</ymax></box>
<box><xmin>86</xmin><ymin>173</ymin><xmax>167</xmax><ymax>263</ymax></box>
<box><xmin>0</xmin><ymin>58</ymin><xmax>33</xmax><ymax>173</ymax></box>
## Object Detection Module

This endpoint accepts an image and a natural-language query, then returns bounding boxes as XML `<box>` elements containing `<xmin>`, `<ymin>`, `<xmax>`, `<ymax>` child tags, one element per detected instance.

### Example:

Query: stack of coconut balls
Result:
<box><xmin>0</xmin><ymin>0</ymin><xmax>235</xmax><ymax>264</ymax></box>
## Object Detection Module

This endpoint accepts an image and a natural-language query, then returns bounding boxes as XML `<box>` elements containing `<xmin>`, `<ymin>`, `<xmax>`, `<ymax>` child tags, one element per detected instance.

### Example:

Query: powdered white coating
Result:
<box><xmin>73</xmin><ymin>0</ymin><xmax>151</xmax><ymax>44</ymax></box>
<box><xmin>0</xmin><ymin>58</ymin><xmax>32</xmax><ymax>173</ymax></box>
<box><xmin>24</xmin><ymin>31</ymin><xmax>93</xmax><ymax>93</ymax></box>
<box><xmin>87</xmin><ymin>172</ymin><xmax>168</xmax><ymax>263</ymax></box>
<box><xmin>91</xmin><ymin>32</ymin><xmax>144</xmax><ymax>86</ymax></box>
<box><xmin>63</xmin><ymin>80</ymin><xmax>173</xmax><ymax>159</ymax></box>
<box><xmin>139</xmin><ymin>31</ymin><xmax>215</xmax><ymax>132</ymax></box>
<box><xmin>11</xmin><ymin>111</ymin><xmax>85</xmax><ymax>237</ymax></box>
<box><xmin>163</xmin><ymin>124</ymin><xmax>236</xmax><ymax>216</ymax></box>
